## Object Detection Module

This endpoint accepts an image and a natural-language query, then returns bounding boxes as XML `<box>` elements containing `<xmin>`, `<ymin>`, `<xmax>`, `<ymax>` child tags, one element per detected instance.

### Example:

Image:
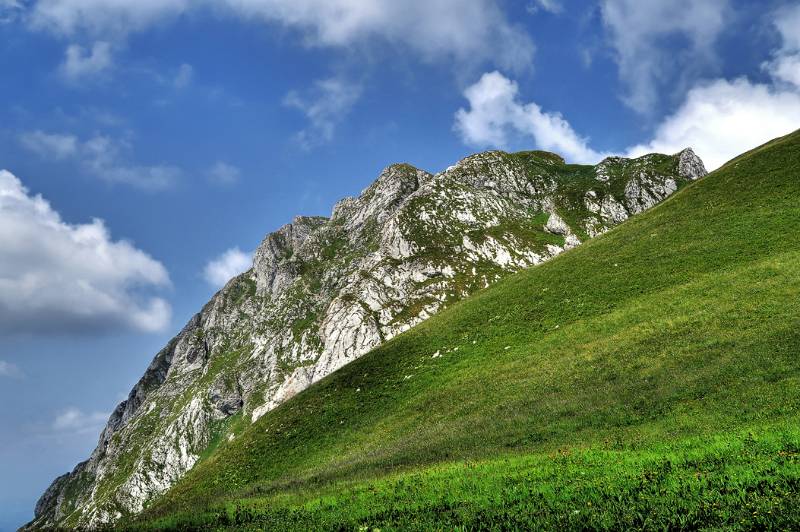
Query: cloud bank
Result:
<box><xmin>0</xmin><ymin>170</ymin><xmax>171</xmax><ymax>335</ymax></box>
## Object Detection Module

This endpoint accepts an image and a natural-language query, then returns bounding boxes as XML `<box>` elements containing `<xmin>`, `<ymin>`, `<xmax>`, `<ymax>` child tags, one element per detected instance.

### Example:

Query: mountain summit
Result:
<box><xmin>29</xmin><ymin>148</ymin><xmax>705</xmax><ymax>528</ymax></box>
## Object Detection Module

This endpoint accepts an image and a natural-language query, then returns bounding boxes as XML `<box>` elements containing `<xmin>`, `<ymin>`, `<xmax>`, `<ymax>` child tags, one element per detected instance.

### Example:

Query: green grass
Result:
<box><xmin>132</xmin><ymin>426</ymin><xmax>800</xmax><ymax>531</ymax></box>
<box><xmin>131</xmin><ymin>130</ymin><xmax>800</xmax><ymax>529</ymax></box>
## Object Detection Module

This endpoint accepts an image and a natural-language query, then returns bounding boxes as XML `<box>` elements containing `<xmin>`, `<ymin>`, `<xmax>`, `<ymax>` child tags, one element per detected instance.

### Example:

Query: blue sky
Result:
<box><xmin>1</xmin><ymin>0</ymin><xmax>800</xmax><ymax>528</ymax></box>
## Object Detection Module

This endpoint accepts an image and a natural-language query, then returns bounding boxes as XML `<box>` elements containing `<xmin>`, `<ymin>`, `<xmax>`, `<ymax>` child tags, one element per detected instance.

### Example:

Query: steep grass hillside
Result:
<box><xmin>134</xmin><ymin>131</ymin><xmax>800</xmax><ymax>530</ymax></box>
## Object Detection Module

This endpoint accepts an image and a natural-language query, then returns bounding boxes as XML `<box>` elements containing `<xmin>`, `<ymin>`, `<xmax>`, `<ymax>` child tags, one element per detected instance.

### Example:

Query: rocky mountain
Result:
<box><xmin>27</xmin><ymin>147</ymin><xmax>706</xmax><ymax>529</ymax></box>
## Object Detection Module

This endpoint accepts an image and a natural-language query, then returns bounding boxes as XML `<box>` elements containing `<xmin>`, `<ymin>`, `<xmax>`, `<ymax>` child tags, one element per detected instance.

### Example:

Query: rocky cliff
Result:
<box><xmin>27</xmin><ymin>147</ymin><xmax>706</xmax><ymax>529</ymax></box>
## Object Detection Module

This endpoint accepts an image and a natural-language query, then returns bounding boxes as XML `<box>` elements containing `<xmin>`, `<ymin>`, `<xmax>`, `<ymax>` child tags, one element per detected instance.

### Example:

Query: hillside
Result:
<box><xmin>27</xmin><ymin>148</ymin><xmax>705</xmax><ymax>528</ymax></box>
<box><xmin>132</xmin><ymin>131</ymin><xmax>800</xmax><ymax>530</ymax></box>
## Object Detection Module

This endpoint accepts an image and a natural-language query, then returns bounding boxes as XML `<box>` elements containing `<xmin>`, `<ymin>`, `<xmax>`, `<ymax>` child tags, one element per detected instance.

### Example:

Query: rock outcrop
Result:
<box><xmin>27</xmin><ymin>148</ymin><xmax>706</xmax><ymax>529</ymax></box>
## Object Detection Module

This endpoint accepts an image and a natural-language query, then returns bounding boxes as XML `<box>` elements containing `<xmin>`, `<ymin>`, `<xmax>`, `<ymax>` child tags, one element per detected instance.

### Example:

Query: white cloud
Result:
<box><xmin>454</xmin><ymin>71</ymin><xmax>606</xmax><ymax>164</ymax></box>
<box><xmin>626</xmin><ymin>6</ymin><xmax>800</xmax><ymax>169</ymax></box>
<box><xmin>0</xmin><ymin>170</ymin><xmax>171</xmax><ymax>334</ymax></box>
<box><xmin>204</xmin><ymin>247</ymin><xmax>252</xmax><ymax>288</ymax></box>
<box><xmin>456</xmin><ymin>65</ymin><xmax>800</xmax><ymax>171</ymax></box>
<box><xmin>770</xmin><ymin>54</ymin><xmax>800</xmax><ymax>88</ymax></box>
<box><xmin>53</xmin><ymin>408</ymin><xmax>110</xmax><ymax>434</ymax></box>
<box><xmin>208</xmin><ymin>161</ymin><xmax>240</xmax><ymax>185</ymax></box>
<box><xmin>284</xmin><ymin>77</ymin><xmax>363</xmax><ymax>147</ymax></box>
<box><xmin>600</xmin><ymin>0</ymin><xmax>730</xmax><ymax>113</ymax></box>
<box><xmin>19</xmin><ymin>130</ymin><xmax>78</xmax><ymax>160</ymax></box>
<box><xmin>0</xmin><ymin>360</ymin><xmax>22</xmax><ymax>378</ymax></box>
<box><xmin>20</xmin><ymin>131</ymin><xmax>181</xmax><ymax>190</ymax></box>
<box><xmin>60</xmin><ymin>41</ymin><xmax>114</xmax><ymax>82</ymax></box>
<box><xmin>625</xmin><ymin>78</ymin><xmax>800</xmax><ymax>170</ymax></box>
<box><xmin>173</xmin><ymin>62</ymin><xmax>194</xmax><ymax>89</ymax></box>
<box><xmin>29</xmin><ymin>0</ymin><xmax>534</xmax><ymax>72</ymax></box>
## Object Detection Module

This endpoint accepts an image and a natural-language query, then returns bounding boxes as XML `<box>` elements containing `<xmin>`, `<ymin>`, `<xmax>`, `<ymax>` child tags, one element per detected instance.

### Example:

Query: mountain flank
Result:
<box><xmin>28</xmin><ymin>148</ymin><xmax>706</xmax><ymax>528</ymax></box>
<box><xmin>122</xmin><ymin>130</ymin><xmax>800</xmax><ymax>529</ymax></box>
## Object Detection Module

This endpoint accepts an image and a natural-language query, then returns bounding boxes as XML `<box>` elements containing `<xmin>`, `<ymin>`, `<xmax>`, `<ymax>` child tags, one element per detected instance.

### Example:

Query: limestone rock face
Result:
<box><xmin>27</xmin><ymin>148</ymin><xmax>706</xmax><ymax>529</ymax></box>
<box><xmin>677</xmin><ymin>148</ymin><xmax>707</xmax><ymax>180</ymax></box>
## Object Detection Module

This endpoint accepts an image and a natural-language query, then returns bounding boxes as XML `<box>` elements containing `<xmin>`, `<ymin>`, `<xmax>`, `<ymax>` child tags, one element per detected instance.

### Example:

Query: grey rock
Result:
<box><xmin>544</xmin><ymin>212</ymin><xmax>570</xmax><ymax>236</ymax></box>
<box><xmin>677</xmin><ymin>148</ymin><xmax>708</xmax><ymax>180</ymax></box>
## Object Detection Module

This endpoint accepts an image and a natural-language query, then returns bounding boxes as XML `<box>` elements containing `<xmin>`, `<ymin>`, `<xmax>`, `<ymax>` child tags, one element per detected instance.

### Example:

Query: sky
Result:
<box><xmin>1</xmin><ymin>0</ymin><xmax>799</xmax><ymax>528</ymax></box>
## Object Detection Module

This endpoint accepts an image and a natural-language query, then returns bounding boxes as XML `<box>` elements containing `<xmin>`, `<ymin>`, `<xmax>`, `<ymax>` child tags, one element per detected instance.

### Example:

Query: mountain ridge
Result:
<box><xmin>132</xmin><ymin>129</ymin><xmax>800</xmax><ymax>530</ymax></box>
<box><xmin>27</xmin><ymin>147</ymin><xmax>706</xmax><ymax>529</ymax></box>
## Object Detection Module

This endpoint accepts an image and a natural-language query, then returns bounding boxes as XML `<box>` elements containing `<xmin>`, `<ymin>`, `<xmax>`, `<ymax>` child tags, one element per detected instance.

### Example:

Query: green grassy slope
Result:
<box><xmin>134</xmin><ymin>131</ymin><xmax>800</xmax><ymax>530</ymax></box>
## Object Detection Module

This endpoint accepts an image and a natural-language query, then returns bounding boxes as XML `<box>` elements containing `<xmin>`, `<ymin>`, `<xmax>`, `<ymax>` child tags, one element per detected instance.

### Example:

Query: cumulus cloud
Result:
<box><xmin>60</xmin><ymin>41</ymin><xmax>114</xmax><ymax>82</ymax></box>
<box><xmin>284</xmin><ymin>77</ymin><xmax>363</xmax><ymax>147</ymax></box>
<box><xmin>625</xmin><ymin>78</ymin><xmax>800</xmax><ymax>170</ymax></box>
<box><xmin>456</xmin><ymin>65</ymin><xmax>800</xmax><ymax>171</ymax></box>
<box><xmin>455</xmin><ymin>9</ymin><xmax>800</xmax><ymax>170</ymax></box>
<box><xmin>29</xmin><ymin>0</ymin><xmax>533</xmax><ymax>72</ymax></box>
<box><xmin>0</xmin><ymin>360</ymin><xmax>22</xmax><ymax>378</ymax></box>
<box><xmin>454</xmin><ymin>71</ymin><xmax>606</xmax><ymax>164</ymax></box>
<box><xmin>601</xmin><ymin>0</ymin><xmax>730</xmax><ymax>114</ymax></box>
<box><xmin>53</xmin><ymin>408</ymin><xmax>110</xmax><ymax>434</ymax></box>
<box><xmin>456</xmin><ymin>3</ymin><xmax>800</xmax><ymax>170</ymax></box>
<box><xmin>208</xmin><ymin>161</ymin><xmax>240</xmax><ymax>185</ymax></box>
<box><xmin>20</xmin><ymin>131</ymin><xmax>181</xmax><ymax>190</ymax></box>
<box><xmin>204</xmin><ymin>247</ymin><xmax>252</xmax><ymax>288</ymax></box>
<box><xmin>0</xmin><ymin>170</ymin><xmax>171</xmax><ymax>334</ymax></box>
